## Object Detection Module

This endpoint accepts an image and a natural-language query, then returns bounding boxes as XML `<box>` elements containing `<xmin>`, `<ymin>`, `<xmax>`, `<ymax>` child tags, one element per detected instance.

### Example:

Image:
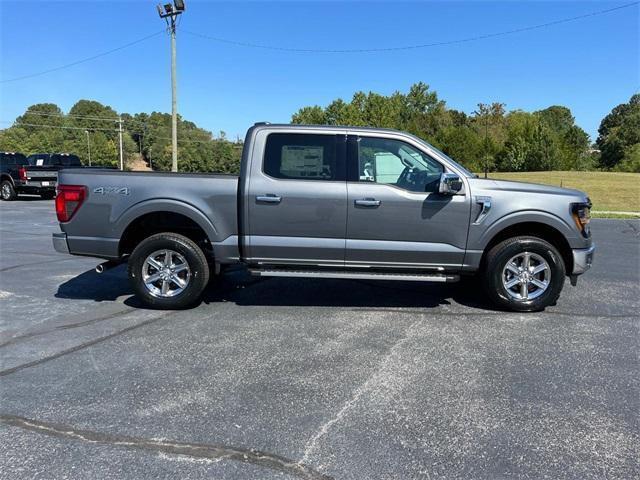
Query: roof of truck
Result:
<box><xmin>252</xmin><ymin>122</ymin><xmax>411</xmax><ymax>134</ymax></box>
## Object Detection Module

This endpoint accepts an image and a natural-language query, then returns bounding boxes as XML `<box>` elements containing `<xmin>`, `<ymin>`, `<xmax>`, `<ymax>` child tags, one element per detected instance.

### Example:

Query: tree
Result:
<box><xmin>472</xmin><ymin>103</ymin><xmax>506</xmax><ymax>174</ymax></box>
<box><xmin>0</xmin><ymin>102</ymin><xmax>242</xmax><ymax>173</ymax></box>
<box><xmin>597</xmin><ymin>94</ymin><xmax>640</xmax><ymax>170</ymax></box>
<box><xmin>291</xmin><ymin>106</ymin><xmax>327</xmax><ymax>125</ymax></box>
<box><xmin>536</xmin><ymin>106</ymin><xmax>590</xmax><ymax>170</ymax></box>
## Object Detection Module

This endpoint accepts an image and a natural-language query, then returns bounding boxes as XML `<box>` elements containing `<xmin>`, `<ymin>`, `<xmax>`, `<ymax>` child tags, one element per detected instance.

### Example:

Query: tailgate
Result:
<box><xmin>26</xmin><ymin>168</ymin><xmax>58</xmax><ymax>186</ymax></box>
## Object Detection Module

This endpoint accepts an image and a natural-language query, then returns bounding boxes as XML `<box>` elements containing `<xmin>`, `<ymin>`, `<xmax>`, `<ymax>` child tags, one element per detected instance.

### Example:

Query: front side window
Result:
<box><xmin>264</xmin><ymin>133</ymin><xmax>342</xmax><ymax>181</ymax></box>
<box><xmin>357</xmin><ymin>137</ymin><xmax>443</xmax><ymax>193</ymax></box>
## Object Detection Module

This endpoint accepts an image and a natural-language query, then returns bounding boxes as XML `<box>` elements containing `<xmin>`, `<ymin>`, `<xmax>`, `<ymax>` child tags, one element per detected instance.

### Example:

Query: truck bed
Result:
<box><xmin>57</xmin><ymin>169</ymin><xmax>240</xmax><ymax>260</ymax></box>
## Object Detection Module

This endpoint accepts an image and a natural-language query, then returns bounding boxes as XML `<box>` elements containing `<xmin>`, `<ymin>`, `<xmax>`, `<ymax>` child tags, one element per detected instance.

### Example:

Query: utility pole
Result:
<box><xmin>157</xmin><ymin>1</ymin><xmax>186</xmax><ymax>172</ymax></box>
<box><xmin>118</xmin><ymin>116</ymin><xmax>124</xmax><ymax>170</ymax></box>
<box><xmin>85</xmin><ymin>130</ymin><xmax>91</xmax><ymax>166</ymax></box>
<box><xmin>484</xmin><ymin>116</ymin><xmax>489</xmax><ymax>179</ymax></box>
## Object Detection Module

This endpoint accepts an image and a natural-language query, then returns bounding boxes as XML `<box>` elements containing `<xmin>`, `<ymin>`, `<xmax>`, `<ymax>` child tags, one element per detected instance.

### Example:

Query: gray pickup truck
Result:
<box><xmin>53</xmin><ymin>123</ymin><xmax>594</xmax><ymax>311</ymax></box>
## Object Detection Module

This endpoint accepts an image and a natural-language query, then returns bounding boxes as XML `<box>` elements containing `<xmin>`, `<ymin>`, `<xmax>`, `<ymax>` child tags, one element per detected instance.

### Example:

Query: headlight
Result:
<box><xmin>571</xmin><ymin>200</ymin><xmax>592</xmax><ymax>237</ymax></box>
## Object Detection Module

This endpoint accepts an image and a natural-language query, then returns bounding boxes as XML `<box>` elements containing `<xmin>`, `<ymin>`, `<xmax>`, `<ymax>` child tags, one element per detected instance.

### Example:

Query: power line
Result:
<box><xmin>22</xmin><ymin>111</ymin><xmax>120</xmax><ymax>122</ymax></box>
<box><xmin>1</xmin><ymin>120</ymin><xmax>221</xmax><ymax>144</ymax></box>
<box><xmin>183</xmin><ymin>1</ymin><xmax>639</xmax><ymax>53</ymax></box>
<box><xmin>1</xmin><ymin>30</ymin><xmax>164</xmax><ymax>83</ymax></box>
<box><xmin>1</xmin><ymin>121</ymin><xmax>119</xmax><ymax>132</ymax></box>
<box><xmin>0</xmin><ymin>2</ymin><xmax>634</xmax><ymax>87</ymax></box>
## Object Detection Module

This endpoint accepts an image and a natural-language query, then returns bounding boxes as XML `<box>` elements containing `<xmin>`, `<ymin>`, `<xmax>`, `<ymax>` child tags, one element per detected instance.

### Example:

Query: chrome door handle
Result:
<box><xmin>354</xmin><ymin>198</ymin><xmax>381</xmax><ymax>207</ymax></box>
<box><xmin>256</xmin><ymin>194</ymin><xmax>282</xmax><ymax>204</ymax></box>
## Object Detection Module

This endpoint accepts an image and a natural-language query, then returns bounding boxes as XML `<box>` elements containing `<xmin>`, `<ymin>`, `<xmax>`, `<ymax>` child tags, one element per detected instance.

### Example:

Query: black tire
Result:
<box><xmin>128</xmin><ymin>232</ymin><xmax>209</xmax><ymax>309</ymax></box>
<box><xmin>40</xmin><ymin>191</ymin><xmax>55</xmax><ymax>200</ymax></box>
<box><xmin>1</xmin><ymin>180</ymin><xmax>17</xmax><ymax>201</ymax></box>
<box><xmin>482</xmin><ymin>236</ymin><xmax>565</xmax><ymax>312</ymax></box>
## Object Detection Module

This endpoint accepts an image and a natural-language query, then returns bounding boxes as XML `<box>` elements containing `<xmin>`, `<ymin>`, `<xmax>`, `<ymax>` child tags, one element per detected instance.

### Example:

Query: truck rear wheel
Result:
<box><xmin>1</xmin><ymin>180</ymin><xmax>17</xmax><ymax>201</ymax></box>
<box><xmin>128</xmin><ymin>232</ymin><xmax>210</xmax><ymax>309</ymax></box>
<box><xmin>482</xmin><ymin>236</ymin><xmax>565</xmax><ymax>312</ymax></box>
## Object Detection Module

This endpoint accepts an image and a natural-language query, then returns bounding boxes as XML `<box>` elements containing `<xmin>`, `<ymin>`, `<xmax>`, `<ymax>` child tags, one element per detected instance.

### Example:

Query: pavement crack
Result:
<box><xmin>0</xmin><ymin>313</ymin><xmax>173</xmax><ymax>377</ymax></box>
<box><xmin>299</xmin><ymin>316</ymin><xmax>424</xmax><ymax>467</ymax></box>
<box><xmin>0</xmin><ymin>307</ymin><xmax>137</xmax><ymax>349</ymax></box>
<box><xmin>348</xmin><ymin>308</ymin><xmax>637</xmax><ymax>318</ymax></box>
<box><xmin>0</xmin><ymin>414</ymin><xmax>332</xmax><ymax>480</ymax></box>
<box><xmin>623</xmin><ymin>220</ymin><xmax>640</xmax><ymax>237</ymax></box>
<box><xmin>0</xmin><ymin>257</ymin><xmax>78</xmax><ymax>273</ymax></box>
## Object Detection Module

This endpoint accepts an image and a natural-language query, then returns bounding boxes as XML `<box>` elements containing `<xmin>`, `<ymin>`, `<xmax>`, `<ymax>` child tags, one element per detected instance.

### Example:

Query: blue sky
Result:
<box><xmin>1</xmin><ymin>1</ymin><xmax>638</xmax><ymax>141</ymax></box>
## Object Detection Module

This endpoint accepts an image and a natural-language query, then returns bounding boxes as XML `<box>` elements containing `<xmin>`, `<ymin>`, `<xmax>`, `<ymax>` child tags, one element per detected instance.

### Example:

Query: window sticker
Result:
<box><xmin>280</xmin><ymin>145</ymin><xmax>327</xmax><ymax>178</ymax></box>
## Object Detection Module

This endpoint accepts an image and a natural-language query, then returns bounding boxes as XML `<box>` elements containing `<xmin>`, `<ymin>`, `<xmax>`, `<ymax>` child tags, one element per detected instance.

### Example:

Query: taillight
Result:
<box><xmin>18</xmin><ymin>167</ymin><xmax>27</xmax><ymax>182</ymax></box>
<box><xmin>56</xmin><ymin>185</ymin><xmax>87</xmax><ymax>222</ymax></box>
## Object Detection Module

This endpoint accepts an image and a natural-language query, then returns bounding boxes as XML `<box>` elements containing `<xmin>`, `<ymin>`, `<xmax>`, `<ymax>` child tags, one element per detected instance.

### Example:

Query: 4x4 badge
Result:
<box><xmin>93</xmin><ymin>186</ymin><xmax>130</xmax><ymax>195</ymax></box>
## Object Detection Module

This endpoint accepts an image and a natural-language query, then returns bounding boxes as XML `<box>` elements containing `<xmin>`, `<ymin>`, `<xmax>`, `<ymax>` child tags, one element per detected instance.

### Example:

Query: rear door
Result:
<box><xmin>345</xmin><ymin>134</ymin><xmax>471</xmax><ymax>270</ymax></box>
<box><xmin>245</xmin><ymin>130</ymin><xmax>348</xmax><ymax>266</ymax></box>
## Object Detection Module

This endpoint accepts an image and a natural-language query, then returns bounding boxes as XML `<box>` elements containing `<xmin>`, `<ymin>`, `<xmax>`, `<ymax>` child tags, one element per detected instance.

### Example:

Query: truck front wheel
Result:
<box><xmin>482</xmin><ymin>236</ymin><xmax>565</xmax><ymax>312</ymax></box>
<box><xmin>128</xmin><ymin>232</ymin><xmax>210</xmax><ymax>309</ymax></box>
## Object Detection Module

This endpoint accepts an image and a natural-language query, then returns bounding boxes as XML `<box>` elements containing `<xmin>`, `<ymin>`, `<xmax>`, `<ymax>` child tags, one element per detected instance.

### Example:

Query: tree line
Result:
<box><xmin>0</xmin><ymin>100</ymin><xmax>242</xmax><ymax>174</ymax></box>
<box><xmin>292</xmin><ymin>83</ymin><xmax>639</xmax><ymax>173</ymax></box>
<box><xmin>0</xmin><ymin>86</ymin><xmax>638</xmax><ymax>173</ymax></box>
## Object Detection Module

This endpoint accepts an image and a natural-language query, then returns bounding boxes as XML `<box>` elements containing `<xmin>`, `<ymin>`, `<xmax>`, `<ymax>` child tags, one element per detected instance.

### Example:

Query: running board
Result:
<box><xmin>249</xmin><ymin>269</ymin><xmax>460</xmax><ymax>283</ymax></box>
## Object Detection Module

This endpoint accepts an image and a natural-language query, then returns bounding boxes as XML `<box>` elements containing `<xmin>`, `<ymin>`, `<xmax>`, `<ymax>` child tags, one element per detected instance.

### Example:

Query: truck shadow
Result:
<box><xmin>201</xmin><ymin>267</ymin><xmax>494</xmax><ymax>310</ymax></box>
<box><xmin>55</xmin><ymin>265</ymin><xmax>131</xmax><ymax>302</ymax></box>
<box><xmin>56</xmin><ymin>265</ymin><xmax>494</xmax><ymax>310</ymax></box>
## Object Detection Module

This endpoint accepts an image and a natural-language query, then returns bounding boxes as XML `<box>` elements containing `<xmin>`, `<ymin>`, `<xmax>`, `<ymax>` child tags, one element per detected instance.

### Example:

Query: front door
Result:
<box><xmin>246</xmin><ymin>131</ymin><xmax>347</xmax><ymax>266</ymax></box>
<box><xmin>345</xmin><ymin>135</ymin><xmax>471</xmax><ymax>270</ymax></box>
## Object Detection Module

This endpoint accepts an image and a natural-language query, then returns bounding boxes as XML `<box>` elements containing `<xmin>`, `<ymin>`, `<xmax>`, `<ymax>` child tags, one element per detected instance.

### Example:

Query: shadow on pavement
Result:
<box><xmin>202</xmin><ymin>268</ymin><xmax>494</xmax><ymax>310</ymax></box>
<box><xmin>55</xmin><ymin>264</ymin><xmax>494</xmax><ymax>310</ymax></box>
<box><xmin>55</xmin><ymin>264</ymin><xmax>132</xmax><ymax>302</ymax></box>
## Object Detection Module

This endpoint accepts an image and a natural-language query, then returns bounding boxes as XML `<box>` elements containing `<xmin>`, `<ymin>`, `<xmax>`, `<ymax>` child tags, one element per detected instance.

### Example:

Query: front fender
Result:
<box><xmin>471</xmin><ymin>210</ymin><xmax>583</xmax><ymax>250</ymax></box>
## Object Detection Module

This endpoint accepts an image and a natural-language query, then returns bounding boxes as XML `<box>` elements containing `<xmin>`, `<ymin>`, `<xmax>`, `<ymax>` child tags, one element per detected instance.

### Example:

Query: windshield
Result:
<box><xmin>410</xmin><ymin>136</ymin><xmax>474</xmax><ymax>177</ymax></box>
<box><xmin>428</xmin><ymin>145</ymin><xmax>475</xmax><ymax>177</ymax></box>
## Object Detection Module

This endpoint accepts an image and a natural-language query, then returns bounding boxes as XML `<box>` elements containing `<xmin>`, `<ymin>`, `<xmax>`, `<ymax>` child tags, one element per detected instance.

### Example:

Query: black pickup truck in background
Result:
<box><xmin>0</xmin><ymin>152</ymin><xmax>81</xmax><ymax>201</ymax></box>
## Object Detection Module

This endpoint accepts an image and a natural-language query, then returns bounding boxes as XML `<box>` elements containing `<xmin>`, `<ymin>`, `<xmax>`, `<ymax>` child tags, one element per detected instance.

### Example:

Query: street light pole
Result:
<box><xmin>85</xmin><ymin>130</ymin><xmax>91</xmax><ymax>166</ymax></box>
<box><xmin>118</xmin><ymin>115</ymin><xmax>124</xmax><ymax>171</ymax></box>
<box><xmin>170</xmin><ymin>17</ymin><xmax>178</xmax><ymax>173</ymax></box>
<box><xmin>157</xmin><ymin>1</ymin><xmax>185</xmax><ymax>173</ymax></box>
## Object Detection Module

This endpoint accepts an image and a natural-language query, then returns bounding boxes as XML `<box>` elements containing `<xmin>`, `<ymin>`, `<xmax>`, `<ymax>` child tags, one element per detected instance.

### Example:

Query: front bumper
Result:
<box><xmin>52</xmin><ymin>232</ymin><xmax>69</xmax><ymax>254</ymax></box>
<box><xmin>572</xmin><ymin>244</ymin><xmax>595</xmax><ymax>275</ymax></box>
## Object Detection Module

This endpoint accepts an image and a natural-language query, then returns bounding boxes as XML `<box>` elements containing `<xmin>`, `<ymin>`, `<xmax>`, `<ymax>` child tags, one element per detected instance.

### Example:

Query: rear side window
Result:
<box><xmin>264</xmin><ymin>133</ymin><xmax>344</xmax><ymax>181</ymax></box>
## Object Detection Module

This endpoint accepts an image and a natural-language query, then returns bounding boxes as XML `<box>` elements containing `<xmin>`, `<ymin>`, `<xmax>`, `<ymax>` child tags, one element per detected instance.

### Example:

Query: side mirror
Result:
<box><xmin>438</xmin><ymin>173</ymin><xmax>463</xmax><ymax>195</ymax></box>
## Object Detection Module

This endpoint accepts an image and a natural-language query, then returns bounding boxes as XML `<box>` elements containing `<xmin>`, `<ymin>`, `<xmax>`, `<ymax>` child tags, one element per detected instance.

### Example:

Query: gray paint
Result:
<box><xmin>54</xmin><ymin>124</ymin><xmax>594</xmax><ymax>278</ymax></box>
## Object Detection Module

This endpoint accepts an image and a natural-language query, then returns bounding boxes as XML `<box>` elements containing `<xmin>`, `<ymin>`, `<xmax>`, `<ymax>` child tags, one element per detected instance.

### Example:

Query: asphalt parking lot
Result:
<box><xmin>0</xmin><ymin>198</ymin><xmax>638</xmax><ymax>479</ymax></box>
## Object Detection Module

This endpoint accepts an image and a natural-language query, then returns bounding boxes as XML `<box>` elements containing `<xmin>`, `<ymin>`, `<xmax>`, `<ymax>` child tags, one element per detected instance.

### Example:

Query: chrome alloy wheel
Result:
<box><xmin>501</xmin><ymin>251</ymin><xmax>550</xmax><ymax>301</ymax></box>
<box><xmin>1</xmin><ymin>183</ymin><xmax>11</xmax><ymax>199</ymax></box>
<box><xmin>142</xmin><ymin>249</ymin><xmax>191</xmax><ymax>298</ymax></box>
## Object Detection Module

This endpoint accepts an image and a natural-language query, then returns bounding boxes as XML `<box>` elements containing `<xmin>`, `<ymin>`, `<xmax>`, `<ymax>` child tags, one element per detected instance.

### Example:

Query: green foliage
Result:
<box><xmin>0</xmin><ymin>101</ymin><xmax>242</xmax><ymax>173</ymax></box>
<box><xmin>597</xmin><ymin>94</ymin><xmax>640</xmax><ymax>170</ymax></box>
<box><xmin>614</xmin><ymin>143</ymin><xmax>640</xmax><ymax>173</ymax></box>
<box><xmin>291</xmin><ymin>83</ymin><xmax>599</xmax><ymax>173</ymax></box>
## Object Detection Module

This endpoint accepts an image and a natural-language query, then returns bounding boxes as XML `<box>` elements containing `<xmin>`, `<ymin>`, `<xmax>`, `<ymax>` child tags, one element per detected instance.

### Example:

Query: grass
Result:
<box><xmin>487</xmin><ymin>171</ymin><xmax>640</xmax><ymax>217</ymax></box>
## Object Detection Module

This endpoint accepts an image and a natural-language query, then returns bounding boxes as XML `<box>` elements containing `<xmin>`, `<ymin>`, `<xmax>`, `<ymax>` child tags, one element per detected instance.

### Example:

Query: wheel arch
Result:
<box><xmin>1</xmin><ymin>173</ymin><xmax>15</xmax><ymax>185</ymax></box>
<box><xmin>480</xmin><ymin>220</ymin><xmax>574</xmax><ymax>274</ymax></box>
<box><xmin>116</xmin><ymin>200</ymin><xmax>219</xmax><ymax>259</ymax></box>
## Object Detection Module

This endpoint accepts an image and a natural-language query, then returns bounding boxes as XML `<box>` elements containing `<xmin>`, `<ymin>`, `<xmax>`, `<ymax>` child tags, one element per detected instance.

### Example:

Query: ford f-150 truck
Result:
<box><xmin>52</xmin><ymin>124</ymin><xmax>595</xmax><ymax>311</ymax></box>
<box><xmin>1</xmin><ymin>152</ymin><xmax>59</xmax><ymax>200</ymax></box>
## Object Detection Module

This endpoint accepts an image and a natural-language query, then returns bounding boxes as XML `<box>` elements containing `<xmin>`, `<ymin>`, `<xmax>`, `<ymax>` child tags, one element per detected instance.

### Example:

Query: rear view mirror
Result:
<box><xmin>438</xmin><ymin>173</ymin><xmax>463</xmax><ymax>195</ymax></box>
